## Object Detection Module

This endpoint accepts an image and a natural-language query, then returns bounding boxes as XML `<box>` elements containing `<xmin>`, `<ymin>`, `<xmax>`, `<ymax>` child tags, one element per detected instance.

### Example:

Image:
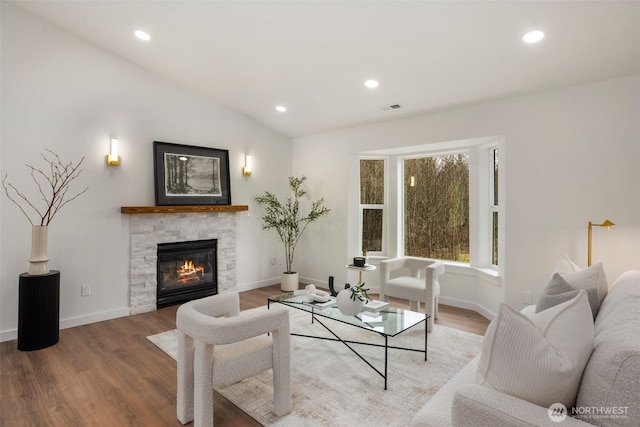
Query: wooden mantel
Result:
<box><xmin>121</xmin><ymin>205</ymin><xmax>248</xmax><ymax>214</ymax></box>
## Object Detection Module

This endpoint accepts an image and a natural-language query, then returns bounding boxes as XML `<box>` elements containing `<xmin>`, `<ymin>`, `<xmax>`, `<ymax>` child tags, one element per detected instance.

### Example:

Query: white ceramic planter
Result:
<box><xmin>336</xmin><ymin>289</ymin><xmax>364</xmax><ymax>316</ymax></box>
<box><xmin>28</xmin><ymin>225</ymin><xmax>50</xmax><ymax>276</ymax></box>
<box><xmin>281</xmin><ymin>272</ymin><xmax>299</xmax><ymax>292</ymax></box>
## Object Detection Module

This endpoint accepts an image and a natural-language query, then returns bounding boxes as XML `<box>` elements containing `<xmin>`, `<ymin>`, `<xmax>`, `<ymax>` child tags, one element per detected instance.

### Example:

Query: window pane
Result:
<box><xmin>493</xmin><ymin>148</ymin><xmax>499</xmax><ymax>206</ymax></box>
<box><xmin>360</xmin><ymin>159</ymin><xmax>384</xmax><ymax>204</ymax></box>
<box><xmin>404</xmin><ymin>154</ymin><xmax>469</xmax><ymax>262</ymax></box>
<box><xmin>362</xmin><ymin>209</ymin><xmax>383</xmax><ymax>252</ymax></box>
<box><xmin>491</xmin><ymin>148</ymin><xmax>499</xmax><ymax>266</ymax></box>
<box><xmin>492</xmin><ymin>211</ymin><xmax>499</xmax><ymax>265</ymax></box>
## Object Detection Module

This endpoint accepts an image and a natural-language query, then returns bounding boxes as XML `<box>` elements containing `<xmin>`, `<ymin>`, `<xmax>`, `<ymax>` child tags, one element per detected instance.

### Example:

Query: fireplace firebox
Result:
<box><xmin>156</xmin><ymin>239</ymin><xmax>217</xmax><ymax>308</ymax></box>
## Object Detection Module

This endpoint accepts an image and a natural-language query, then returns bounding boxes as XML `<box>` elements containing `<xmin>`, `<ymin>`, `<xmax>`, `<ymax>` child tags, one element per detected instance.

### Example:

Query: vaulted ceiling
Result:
<box><xmin>10</xmin><ymin>1</ymin><xmax>640</xmax><ymax>137</ymax></box>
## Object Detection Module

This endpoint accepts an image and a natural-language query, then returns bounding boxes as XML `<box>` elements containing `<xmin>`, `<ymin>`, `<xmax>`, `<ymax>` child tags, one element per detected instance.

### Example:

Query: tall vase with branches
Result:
<box><xmin>255</xmin><ymin>176</ymin><xmax>330</xmax><ymax>290</ymax></box>
<box><xmin>2</xmin><ymin>149</ymin><xmax>88</xmax><ymax>275</ymax></box>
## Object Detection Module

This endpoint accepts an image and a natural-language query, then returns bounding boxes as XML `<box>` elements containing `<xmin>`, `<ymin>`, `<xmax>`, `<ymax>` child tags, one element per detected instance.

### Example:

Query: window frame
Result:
<box><xmin>356</xmin><ymin>137</ymin><xmax>502</xmax><ymax>274</ymax></box>
<box><xmin>358</xmin><ymin>156</ymin><xmax>387</xmax><ymax>256</ymax></box>
<box><xmin>489</xmin><ymin>146</ymin><xmax>499</xmax><ymax>267</ymax></box>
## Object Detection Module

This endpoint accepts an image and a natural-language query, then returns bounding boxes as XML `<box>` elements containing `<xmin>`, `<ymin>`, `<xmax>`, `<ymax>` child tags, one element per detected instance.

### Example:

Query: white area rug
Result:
<box><xmin>147</xmin><ymin>306</ymin><xmax>483</xmax><ymax>426</ymax></box>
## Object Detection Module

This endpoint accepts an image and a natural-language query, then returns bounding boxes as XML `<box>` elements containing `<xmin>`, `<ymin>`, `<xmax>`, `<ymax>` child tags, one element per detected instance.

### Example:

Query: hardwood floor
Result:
<box><xmin>0</xmin><ymin>284</ymin><xmax>489</xmax><ymax>426</ymax></box>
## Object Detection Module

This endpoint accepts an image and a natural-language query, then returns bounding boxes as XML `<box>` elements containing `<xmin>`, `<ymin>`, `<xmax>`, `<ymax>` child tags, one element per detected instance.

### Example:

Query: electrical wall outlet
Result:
<box><xmin>81</xmin><ymin>284</ymin><xmax>91</xmax><ymax>297</ymax></box>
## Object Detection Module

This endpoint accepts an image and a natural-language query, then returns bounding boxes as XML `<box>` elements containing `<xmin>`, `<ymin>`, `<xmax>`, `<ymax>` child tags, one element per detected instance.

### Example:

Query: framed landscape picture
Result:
<box><xmin>153</xmin><ymin>141</ymin><xmax>231</xmax><ymax>206</ymax></box>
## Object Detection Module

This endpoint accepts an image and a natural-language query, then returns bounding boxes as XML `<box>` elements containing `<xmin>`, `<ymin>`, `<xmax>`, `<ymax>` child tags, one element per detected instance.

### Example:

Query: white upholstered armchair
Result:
<box><xmin>379</xmin><ymin>257</ymin><xmax>445</xmax><ymax>332</ymax></box>
<box><xmin>176</xmin><ymin>292</ymin><xmax>291</xmax><ymax>426</ymax></box>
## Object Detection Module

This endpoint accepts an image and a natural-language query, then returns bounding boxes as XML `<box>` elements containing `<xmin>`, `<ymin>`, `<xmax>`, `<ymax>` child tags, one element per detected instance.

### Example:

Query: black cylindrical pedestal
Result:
<box><xmin>18</xmin><ymin>270</ymin><xmax>60</xmax><ymax>351</ymax></box>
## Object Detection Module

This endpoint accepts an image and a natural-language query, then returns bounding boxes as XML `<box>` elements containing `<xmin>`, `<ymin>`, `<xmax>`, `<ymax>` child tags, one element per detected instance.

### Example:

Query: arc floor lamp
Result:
<box><xmin>587</xmin><ymin>219</ymin><xmax>615</xmax><ymax>266</ymax></box>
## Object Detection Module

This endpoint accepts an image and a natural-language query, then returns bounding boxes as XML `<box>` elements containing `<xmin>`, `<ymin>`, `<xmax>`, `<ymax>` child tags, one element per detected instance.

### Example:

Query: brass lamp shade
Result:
<box><xmin>587</xmin><ymin>219</ymin><xmax>615</xmax><ymax>266</ymax></box>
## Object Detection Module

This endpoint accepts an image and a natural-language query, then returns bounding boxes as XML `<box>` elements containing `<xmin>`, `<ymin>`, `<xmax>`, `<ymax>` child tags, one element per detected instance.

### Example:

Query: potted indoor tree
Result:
<box><xmin>255</xmin><ymin>176</ymin><xmax>330</xmax><ymax>291</ymax></box>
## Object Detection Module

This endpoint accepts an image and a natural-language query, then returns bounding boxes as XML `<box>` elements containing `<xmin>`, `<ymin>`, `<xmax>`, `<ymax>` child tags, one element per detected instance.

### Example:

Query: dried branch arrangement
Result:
<box><xmin>2</xmin><ymin>149</ymin><xmax>89</xmax><ymax>226</ymax></box>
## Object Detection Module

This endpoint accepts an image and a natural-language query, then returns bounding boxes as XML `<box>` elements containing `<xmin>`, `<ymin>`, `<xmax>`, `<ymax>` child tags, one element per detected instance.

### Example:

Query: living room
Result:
<box><xmin>1</xmin><ymin>1</ymin><xmax>639</xmax><ymax>425</ymax></box>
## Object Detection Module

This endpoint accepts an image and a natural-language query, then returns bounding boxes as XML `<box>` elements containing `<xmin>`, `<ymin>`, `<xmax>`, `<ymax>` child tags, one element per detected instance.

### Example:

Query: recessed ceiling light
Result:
<box><xmin>275</xmin><ymin>105</ymin><xmax>287</xmax><ymax>113</ymax></box>
<box><xmin>522</xmin><ymin>30</ymin><xmax>545</xmax><ymax>44</ymax></box>
<box><xmin>364</xmin><ymin>79</ymin><xmax>379</xmax><ymax>89</ymax></box>
<box><xmin>134</xmin><ymin>30</ymin><xmax>151</xmax><ymax>41</ymax></box>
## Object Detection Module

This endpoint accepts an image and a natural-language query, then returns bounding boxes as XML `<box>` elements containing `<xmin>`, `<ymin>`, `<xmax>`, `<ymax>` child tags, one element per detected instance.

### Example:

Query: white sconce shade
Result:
<box><xmin>107</xmin><ymin>138</ymin><xmax>121</xmax><ymax>166</ymax></box>
<box><xmin>243</xmin><ymin>154</ymin><xmax>252</xmax><ymax>176</ymax></box>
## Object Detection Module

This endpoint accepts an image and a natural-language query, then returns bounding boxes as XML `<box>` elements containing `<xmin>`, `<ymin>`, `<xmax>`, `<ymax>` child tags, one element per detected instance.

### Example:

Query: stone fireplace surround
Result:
<box><xmin>123</xmin><ymin>206</ymin><xmax>247</xmax><ymax>314</ymax></box>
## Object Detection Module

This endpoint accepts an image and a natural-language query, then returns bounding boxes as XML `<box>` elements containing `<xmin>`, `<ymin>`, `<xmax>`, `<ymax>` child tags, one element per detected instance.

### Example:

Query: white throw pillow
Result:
<box><xmin>476</xmin><ymin>290</ymin><xmax>594</xmax><ymax>408</ymax></box>
<box><xmin>552</xmin><ymin>254</ymin><xmax>581</xmax><ymax>276</ymax></box>
<box><xmin>561</xmin><ymin>262</ymin><xmax>608</xmax><ymax>303</ymax></box>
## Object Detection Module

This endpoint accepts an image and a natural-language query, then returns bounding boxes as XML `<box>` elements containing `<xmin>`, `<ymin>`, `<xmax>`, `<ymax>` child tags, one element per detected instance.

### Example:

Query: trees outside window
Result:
<box><xmin>403</xmin><ymin>153</ymin><xmax>470</xmax><ymax>262</ymax></box>
<box><xmin>491</xmin><ymin>148</ymin><xmax>499</xmax><ymax>266</ymax></box>
<box><xmin>360</xmin><ymin>159</ymin><xmax>385</xmax><ymax>253</ymax></box>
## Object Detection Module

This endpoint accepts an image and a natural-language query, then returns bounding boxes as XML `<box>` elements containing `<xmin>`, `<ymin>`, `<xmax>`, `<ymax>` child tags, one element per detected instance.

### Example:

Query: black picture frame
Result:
<box><xmin>153</xmin><ymin>141</ymin><xmax>231</xmax><ymax>206</ymax></box>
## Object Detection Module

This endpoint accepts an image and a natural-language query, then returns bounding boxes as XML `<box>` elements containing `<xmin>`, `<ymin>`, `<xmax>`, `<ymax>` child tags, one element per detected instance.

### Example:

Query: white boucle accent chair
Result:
<box><xmin>379</xmin><ymin>257</ymin><xmax>445</xmax><ymax>332</ymax></box>
<box><xmin>176</xmin><ymin>292</ymin><xmax>291</xmax><ymax>426</ymax></box>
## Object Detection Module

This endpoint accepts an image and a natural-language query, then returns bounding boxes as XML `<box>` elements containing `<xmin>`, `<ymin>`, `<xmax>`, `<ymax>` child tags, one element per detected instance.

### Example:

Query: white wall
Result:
<box><xmin>292</xmin><ymin>74</ymin><xmax>640</xmax><ymax>316</ymax></box>
<box><xmin>0</xmin><ymin>4</ymin><xmax>292</xmax><ymax>340</ymax></box>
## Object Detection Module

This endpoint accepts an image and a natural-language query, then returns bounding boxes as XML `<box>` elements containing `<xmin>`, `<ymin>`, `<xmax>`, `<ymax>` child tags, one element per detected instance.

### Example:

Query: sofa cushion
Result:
<box><xmin>476</xmin><ymin>291</ymin><xmax>594</xmax><ymax>408</ymax></box>
<box><xmin>575</xmin><ymin>270</ymin><xmax>640</xmax><ymax>426</ymax></box>
<box><xmin>536</xmin><ymin>273</ymin><xmax>601</xmax><ymax>319</ymax></box>
<box><xmin>410</xmin><ymin>356</ymin><xmax>479</xmax><ymax>427</ymax></box>
<box><xmin>452</xmin><ymin>384</ymin><xmax>591</xmax><ymax>427</ymax></box>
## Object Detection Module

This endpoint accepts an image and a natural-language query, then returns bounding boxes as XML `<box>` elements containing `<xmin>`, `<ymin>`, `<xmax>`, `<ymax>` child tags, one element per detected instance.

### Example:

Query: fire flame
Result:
<box><xmin>176</xmin><ymin>259</ymin><xmax>205</xmax><ymax>284</ymax></box>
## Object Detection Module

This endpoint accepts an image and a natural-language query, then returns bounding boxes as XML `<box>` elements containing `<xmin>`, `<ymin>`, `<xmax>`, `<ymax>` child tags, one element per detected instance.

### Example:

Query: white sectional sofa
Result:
<box><xmin>411</xmin><ymin>269</ymin><xmax>640</xmax><ymax>427</ymax></box>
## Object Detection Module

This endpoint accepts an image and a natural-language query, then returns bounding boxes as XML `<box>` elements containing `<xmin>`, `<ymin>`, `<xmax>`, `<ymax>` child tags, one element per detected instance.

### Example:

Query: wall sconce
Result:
<box><xmin>587</xmin><ymin>219</ymin><xmax>614</xmax><ymax>266</ymax></box>
<box><xmin>106</xmin><ymin>138</ymin><xmax>120</xmax><ymax>166</ymax></box>
<box><xmin>243</xmin><ymin>154</ymin><xmax>252</xmax><ymax>176</ymax></box>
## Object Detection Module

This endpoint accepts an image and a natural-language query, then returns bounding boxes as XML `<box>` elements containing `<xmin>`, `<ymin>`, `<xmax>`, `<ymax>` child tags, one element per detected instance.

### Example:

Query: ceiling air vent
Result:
<box><xmin>380</xmin><ymin>104</ymin><xmax>402</xmax><ymax>111</ymax></box>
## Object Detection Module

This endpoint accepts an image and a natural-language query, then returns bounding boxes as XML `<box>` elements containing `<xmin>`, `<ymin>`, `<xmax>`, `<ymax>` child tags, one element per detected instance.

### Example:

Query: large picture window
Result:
<box><xmin>403</xmin><ymin>153</ymin><xmax>469</xmax><ymax>262</ymax></box>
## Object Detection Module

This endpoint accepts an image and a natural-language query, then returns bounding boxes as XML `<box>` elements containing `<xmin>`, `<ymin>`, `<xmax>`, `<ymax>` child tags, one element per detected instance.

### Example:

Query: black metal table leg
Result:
<box><xmin>384</xmin><ymin>335</ymin><xmax>388</xmax><ymax>390</ymax></box>
<box><xmin>425</xmin><ymin>321</ymin><xmax>428</xmax><ymax>361</ymax></box>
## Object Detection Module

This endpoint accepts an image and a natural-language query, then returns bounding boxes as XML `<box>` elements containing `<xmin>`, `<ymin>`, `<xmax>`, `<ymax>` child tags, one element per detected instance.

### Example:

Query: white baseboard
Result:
<box><xmin>299</xmin><ymin>276</ymin><xmax>327</xmax><ymax>288</ymax></box>
<box><xmin>1</xmin><ymin>330</ymin><xmax>18</xmax><ymax>343</ymax></box>
<box><xmin>0</xmin><ymin>307</ymin><xmax>131</xmax><ymax>343</ymax></box>
<box><xmin>0</xmin><ymin>285</ymin><xmax>493</xmax><ymax>344</ymax></box>
<box><xmin>1</xmin><ymin>280</ymin><xmax>283</xmax><ymax>343</ymax></box>
<box><xmin>302</xmin><ymin>279</ymin><xmax>489</xmax><ymax>319</ymax></box>
<box><xmin>236</xmin><ymin>277</ymin><xmax>280</xmax><ymax>292</ymax></box>
<box><xmin>438</xmin><ymin>296</ymin><xmax>495</xmax><ymax>321</ymax></box>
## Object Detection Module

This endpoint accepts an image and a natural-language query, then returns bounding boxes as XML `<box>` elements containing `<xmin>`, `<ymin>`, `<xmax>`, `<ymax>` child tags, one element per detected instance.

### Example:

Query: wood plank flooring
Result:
<box><xmin>0</xmin><ymin>284</ymin><xmax>489</xmax><ymax>426</ymax></box>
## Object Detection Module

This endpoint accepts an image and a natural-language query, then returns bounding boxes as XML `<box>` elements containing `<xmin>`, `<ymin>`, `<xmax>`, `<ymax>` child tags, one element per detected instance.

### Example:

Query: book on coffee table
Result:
<box><xmin>362</xmin><ymin>299</ymin><xmax>390</xmax><ymax>312</ymax></box>
<box><xmin>303</xmin><ymin>297</ymin><xmax>336</xmax><ymax>310</ymax></box>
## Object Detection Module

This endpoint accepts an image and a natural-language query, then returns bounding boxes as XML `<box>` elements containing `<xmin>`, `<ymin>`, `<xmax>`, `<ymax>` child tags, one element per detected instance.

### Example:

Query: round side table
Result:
<box><xmin>18</xmin><ymin>270</ymin><xmax>60</xmax><ymax>351</ymax></box>
<box><xmin>346</xmin><ymin>264</ymin><xmax>377</xmax><ymax>286</ymax></box>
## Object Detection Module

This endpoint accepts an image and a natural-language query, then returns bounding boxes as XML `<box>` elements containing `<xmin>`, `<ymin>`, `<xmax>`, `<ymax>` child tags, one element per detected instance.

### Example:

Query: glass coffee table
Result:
<box><xmin>268</xmin><ymin>293</ymin><xmax>429</xmax><ymax>390</ymax></box>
